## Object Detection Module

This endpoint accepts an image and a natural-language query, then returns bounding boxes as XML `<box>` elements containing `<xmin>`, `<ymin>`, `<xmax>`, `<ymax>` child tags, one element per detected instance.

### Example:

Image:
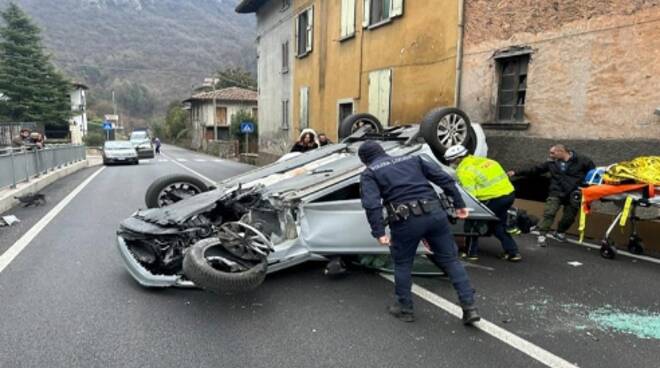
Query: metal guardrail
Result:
<box><xmin>0</xmin><ymin>144</ymin><xmax>86</xmax><ymax>190</ymax></box>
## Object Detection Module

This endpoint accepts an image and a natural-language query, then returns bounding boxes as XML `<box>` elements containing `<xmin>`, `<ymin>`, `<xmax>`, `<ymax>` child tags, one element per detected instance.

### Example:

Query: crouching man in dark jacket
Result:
<box><xmin>358</xmin><ymin>141</ymin><xmax>480</xmax><ymax>325</ymax></box>
<box><xmin>508</xmin><ymin>144</ymin><xmax>594</xmax><ymax>246</ymax></box>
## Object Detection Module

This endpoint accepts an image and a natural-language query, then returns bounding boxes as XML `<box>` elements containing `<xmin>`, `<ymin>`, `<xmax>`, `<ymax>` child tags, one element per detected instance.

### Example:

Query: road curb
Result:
<box><xmin>0</xmin><ymin>159</ymin><xmax>91</xmax><ymax>214</ymax></box>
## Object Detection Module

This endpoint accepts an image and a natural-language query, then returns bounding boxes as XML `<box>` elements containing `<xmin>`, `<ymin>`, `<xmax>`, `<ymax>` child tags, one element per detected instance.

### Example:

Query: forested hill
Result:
<box><xmin>0</xmin><ymin>0</ymin><xmax>256</xmax><ymax>119</ymax></box>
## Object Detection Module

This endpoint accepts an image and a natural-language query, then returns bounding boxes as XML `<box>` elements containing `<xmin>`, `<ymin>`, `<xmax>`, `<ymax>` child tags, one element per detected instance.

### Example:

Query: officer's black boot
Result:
<box><xmin>387</xmin><ymin>303</ymin><xmax>415</xmax><ymax>323</ymax></box>
<box><xmin>462</xmin><ymin>305</ymin><xmax>481</xmax><ymax>325</ymax></box>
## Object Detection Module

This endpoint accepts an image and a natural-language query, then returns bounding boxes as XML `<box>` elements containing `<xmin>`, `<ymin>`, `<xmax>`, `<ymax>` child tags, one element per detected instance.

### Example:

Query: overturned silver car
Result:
<box><xmin>116</xmin><ymin>108</ymin><xmax>498</xmax><ymax>292</ymax></box>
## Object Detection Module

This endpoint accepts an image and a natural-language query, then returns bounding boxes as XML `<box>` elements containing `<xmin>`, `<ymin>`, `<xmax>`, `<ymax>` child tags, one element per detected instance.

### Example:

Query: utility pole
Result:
<box><xmin>213</xmin><ymin>81</ymin><xmax>218</xmax><ymax>141</ymax></box>
<box><xmin>112</xmin><ymin>90</ymin><xmax>118</xmax><ymax>129</ymax></box>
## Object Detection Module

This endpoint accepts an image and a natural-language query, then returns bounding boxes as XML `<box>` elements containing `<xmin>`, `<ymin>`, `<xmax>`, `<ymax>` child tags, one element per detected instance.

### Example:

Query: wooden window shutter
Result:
<box><xmin>368</xmin><ymin>69</ymin><xmax>392</xmax><ymax>126</ymax></box>
<box><xmin>294</xmin><ymin>15</ymin><xmax>300</xmax><ymax>55</ymax></box>
<box><xmin>340</xmin><ymin>0</ymin><xmax>348</xmax><ymax>37</ymax></box>
<box><xmin>306</xmin><ymin>7</ymin><xmax>314</xmax><ymax>53</ymax></box>
<box><xmin>391</xmin><ymin>0</ymin><xmax>403</xmax><ymax>17</ymax></box>
<box><xmin>362</xmin><ymin>0</ymin><xmax>370</xmax><ymax>27</ymax></box>
<box><xmin>300</xmin><ymin>87</ymin><xmax>309</xmax><ymax>129</ymax></box>
<box><xmin>347</xmin><ymin>0</ymin><xmax>355</xmax><ymax>35</ymax></box>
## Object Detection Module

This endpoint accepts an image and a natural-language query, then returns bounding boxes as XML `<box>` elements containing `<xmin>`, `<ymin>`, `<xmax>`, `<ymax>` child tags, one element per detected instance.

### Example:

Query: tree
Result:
<box><xmin>115</xmin><ymin>81</ymin><xmax>156</xmax><ymax>118</ymax></box>
<box><xmin>0</xmin><ymin>2</ymin><xmax>71</xmax><ymax>127</ymax></box>
<box><xmin>164</xmin><ymin>101</ymin><xmax>188</xmax><ymax>142</ymax></box>
<box><xmin>215</xmin><ymin>66</ymin><xmax>257</xmax><ymax>90</ymax></box>
<box><xmin>230</xmin><ymin>109</ymin><xmax>257</xmax><ymax>152</ymax></box>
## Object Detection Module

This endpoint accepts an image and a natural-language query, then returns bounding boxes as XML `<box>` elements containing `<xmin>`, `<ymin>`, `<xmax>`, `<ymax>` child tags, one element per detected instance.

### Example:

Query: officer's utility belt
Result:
<box><xmin>386</xmin><ymin>199</ymin><xmax>441</xmax><ymax>223</ymax></box>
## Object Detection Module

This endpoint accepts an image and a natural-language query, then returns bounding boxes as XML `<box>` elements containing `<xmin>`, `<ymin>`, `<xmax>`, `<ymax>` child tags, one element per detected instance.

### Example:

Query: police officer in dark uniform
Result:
<box><xmin>358</xmin><ymin>141</ymin><xmax>480</xmax><ymax>324</ymax></box>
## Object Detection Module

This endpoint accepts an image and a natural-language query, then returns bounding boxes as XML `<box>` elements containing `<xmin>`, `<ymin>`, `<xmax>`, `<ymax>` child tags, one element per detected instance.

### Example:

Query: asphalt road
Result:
<box><xmin>1</xmin><ymin>144</ymin><xmax>659</xmax><ymax>368</ymax></box>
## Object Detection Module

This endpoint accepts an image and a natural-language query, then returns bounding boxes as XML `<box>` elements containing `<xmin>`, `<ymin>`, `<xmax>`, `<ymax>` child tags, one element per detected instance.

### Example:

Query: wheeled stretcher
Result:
<box><xmin>586</xmin><ymin>186</ymin><xmax>660</xmax><ymax>259</ymax></box>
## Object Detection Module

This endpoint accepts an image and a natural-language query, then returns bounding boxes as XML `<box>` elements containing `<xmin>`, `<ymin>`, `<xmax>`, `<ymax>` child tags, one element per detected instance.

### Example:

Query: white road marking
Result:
<box><xmin>158</xmin><ymin>159</ymin><xmax>169</xmax><ymax>162</ymax></box>
<box><xmin>213</xmin><ymin>159</ymin><xmax>223</xmax><ymax>162</ymax></box>
<box><xmin>161</xmin><ymin>153</ymin><xmax>215</xmax><ymax>185</ymax></box>
<box><xmin>380</xmin><ymin>274</ymin><xmax>579</xmax><ymax>368</ymax></box>
<box><xmin>0</xmin><ymin>167</ymin><xmax>105</xmax><ymax>274</ymax></box>
<box><xmin>194</xmin><ymin>159</ymin><xmax>207</xmax><ymax>162</ymax></box>
<box><xmin>177</xmin><ymin>158</ymin><xmax>188</xmax><ymax>162</ymax></box>
<box><xmin>567</xmin><ymin>261</ymin><xmax>583</xmax><ymax>267</ymax></box>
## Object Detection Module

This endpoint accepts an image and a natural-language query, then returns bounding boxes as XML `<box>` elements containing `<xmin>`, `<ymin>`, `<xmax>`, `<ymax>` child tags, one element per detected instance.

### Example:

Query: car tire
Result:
<box><xmin>183</xmin><ymin>238</ymin><xmax>268</xmax><ymax>293</ymax></box>
<box><xmin>144</xmin><ymin>174</ymin><xmax>209</xmax><ymax>208</ymax></box>
<box><xmin>420</xmin><ymin>107</ymin><xmax>476</xmax><ymax>163</ymax></box>
<box><xmin>338</xmin><ymin>113</ymin><xmax>383</xmax><ymax>139</ymax></box>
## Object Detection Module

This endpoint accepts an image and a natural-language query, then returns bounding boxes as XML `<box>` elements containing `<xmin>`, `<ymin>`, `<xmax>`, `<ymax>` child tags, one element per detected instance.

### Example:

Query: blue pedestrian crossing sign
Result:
<box><xmin>102</xmin><ymin>121</ymin><xmax>112</xmax><ymax>130</ymax></box>
<box><xmin>240</xmin><ymin>121</ymin><xmax>255</xmax><ymax>134</ymax></box>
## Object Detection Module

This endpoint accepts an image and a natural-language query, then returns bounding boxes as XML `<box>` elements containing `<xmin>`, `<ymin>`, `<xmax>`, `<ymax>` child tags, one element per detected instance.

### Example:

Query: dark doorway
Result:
<box><xmin>338</xmin><ymin>102</ymin><xmax>353</xmax><ymax>127</ymax></box>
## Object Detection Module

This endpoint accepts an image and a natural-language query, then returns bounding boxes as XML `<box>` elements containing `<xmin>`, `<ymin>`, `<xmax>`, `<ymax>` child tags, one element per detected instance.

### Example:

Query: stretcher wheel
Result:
<box><xmin>600</xmin><ymin>239</ymin><xmax>617</xmax><ymax>259</ymax></box>
<box><xmin>627</xmin><ymin>236</ymin><xmax>644</xmax><ymax>255</ymax></box>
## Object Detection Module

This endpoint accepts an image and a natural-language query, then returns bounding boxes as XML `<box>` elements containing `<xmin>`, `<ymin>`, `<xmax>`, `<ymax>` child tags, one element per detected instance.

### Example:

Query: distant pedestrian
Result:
<box><xmin>12</xmin><ymin>128</ymin><xmax>43</xmax><ymax>149</ymax></box>
<box><xmin>508</xmin><ymin>144</ymin><xmax>595</xmax><ymax>246</ymax></box>
<box><xmin>445</xmin><ymin>145</ymin><xmax>521</xmax><ymax>262</ymax></box>
<box><xmin>291</xmin><ymin>132</ymin><xmax>318</xmax><ymax>153</ymax></box>
<box><xmin>12</xmin><ymin>128</ymin><xmax>31</xmax><ymax>147</ymax></box>
<box><xmin>318</xmin><ymin>133</ymin><xmax>332</xmax><ymax>146</ymax></box>
<box><xmin>154</xmin><ymin>137</ymin><xmax>161</xmax><ymax>155</ymax></box>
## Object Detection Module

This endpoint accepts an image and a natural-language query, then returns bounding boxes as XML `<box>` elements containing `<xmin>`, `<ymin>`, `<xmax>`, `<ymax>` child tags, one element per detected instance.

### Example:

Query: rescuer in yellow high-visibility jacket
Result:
<box><xmin>444</xmin><ymin>145</ymin><xmax>521</xmax><ymax>262</ymax></box>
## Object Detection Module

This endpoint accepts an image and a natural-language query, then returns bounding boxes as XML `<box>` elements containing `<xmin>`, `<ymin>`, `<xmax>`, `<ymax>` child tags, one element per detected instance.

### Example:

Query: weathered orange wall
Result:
<box><xmin>460</xmin><ymin>0</ymin><xmax>660</xmax><ymax>140</ymax></box>
<box><xmin>293</xmin><ymin>0</ymin><xmax>459</xmax><ymax>140</ymax></box>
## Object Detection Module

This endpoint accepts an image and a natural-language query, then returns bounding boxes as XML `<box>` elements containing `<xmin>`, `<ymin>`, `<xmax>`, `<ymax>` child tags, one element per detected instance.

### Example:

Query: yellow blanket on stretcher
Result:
<box><xmin>603</xmin><ymin>156</ymin><xmax>660</xmax><ymax>185</ymax></box>
<box><xmin>578</xmin><ymin>155</ymin><xmax>660</xmax><ymax>242</ymax></box>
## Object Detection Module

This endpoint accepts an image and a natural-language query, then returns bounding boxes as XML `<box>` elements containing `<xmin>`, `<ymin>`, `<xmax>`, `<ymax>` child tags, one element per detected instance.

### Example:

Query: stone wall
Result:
<box><xmin>460</xmin><ymin>1</ymin><xmax>660</xmax><ymax>140</ymax></box>
<box><xmin>202</xmin><ymin>140</ymin><xmax>239</xmax><ymax>159</ymax></box>
<box><xmin>463</xmin><ymin>0</ymin><xmax>660</xmax><ymax>46</ymax></box>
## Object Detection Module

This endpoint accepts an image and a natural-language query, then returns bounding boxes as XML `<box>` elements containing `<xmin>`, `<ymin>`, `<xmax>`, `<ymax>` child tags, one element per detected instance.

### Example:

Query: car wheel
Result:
<box><xmin>338</xmin><ymin>113</ymin><xmax>383</xmax><ymax>139</ymax></box>
<box><xmin>183</xmin><ymin>238</ymin><xmax>268</xmax><ymax>292</ymax></box>
<box><xmin>420</xmin><ymin>107</ymin><xmax>476</xmax><ymax>162</ymax></box>
<box><xmin>144</xmin><ymin>174</ymin><xmax>209</xmax><ymax>208</ymax></box>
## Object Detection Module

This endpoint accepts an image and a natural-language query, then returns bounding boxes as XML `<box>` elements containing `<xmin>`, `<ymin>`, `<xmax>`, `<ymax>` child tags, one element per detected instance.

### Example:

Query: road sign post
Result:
<box><xmin>102</xmin><ymin>121</ymin><xmax>112</xmax><ymax>141</ymax></box>
<box><xmin>239</xmin><ymin>121</ymin><xmax>255</xmax><ymax>155</ymax></box>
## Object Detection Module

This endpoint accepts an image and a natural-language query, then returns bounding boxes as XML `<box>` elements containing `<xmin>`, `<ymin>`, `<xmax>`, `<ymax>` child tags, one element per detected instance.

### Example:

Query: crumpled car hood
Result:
<box><xmin>136</xmin><ymin>189</ymin><xmax>225</xmax><ymax>226</ymax></box>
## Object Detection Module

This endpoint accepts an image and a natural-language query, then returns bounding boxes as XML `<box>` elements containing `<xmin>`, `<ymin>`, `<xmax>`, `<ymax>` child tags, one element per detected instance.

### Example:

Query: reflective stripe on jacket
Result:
<box><xmin>456</xmin><ymin>155</ymin><xmax>514</xmax><ymax>201</ymax></box>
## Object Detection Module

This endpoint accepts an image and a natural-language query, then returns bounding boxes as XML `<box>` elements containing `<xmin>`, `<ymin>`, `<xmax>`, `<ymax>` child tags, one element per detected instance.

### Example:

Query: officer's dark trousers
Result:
<box><xmin>468</xmin><ymin>193</ymin><xmax>518</xmax><ymax>256</ymax></box>
<box><xmin>390</xmin><ymin>209</ymin><xmax>475</xmax><ymax>308</ymax></box>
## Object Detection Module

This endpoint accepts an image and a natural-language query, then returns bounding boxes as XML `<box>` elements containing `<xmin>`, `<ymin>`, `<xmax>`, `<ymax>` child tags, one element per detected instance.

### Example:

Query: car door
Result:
<box><xmin>298</xmin><ymin>173</ymin><xmax>498</xmax><ymax>255</ymax></box>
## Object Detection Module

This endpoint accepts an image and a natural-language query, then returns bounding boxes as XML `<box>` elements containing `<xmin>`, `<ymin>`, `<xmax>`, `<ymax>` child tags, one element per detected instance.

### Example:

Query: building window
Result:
<box><xmin>496</xmin><ymin>55</ymin><xmax>529</xmax><ymax>122</ymax></box>
<box><xmin>300</xmin><ymin>87</ymin><xmax>309</xmax><ymax>129</ymax></box>
<box><xmin>363</xmin><ymin>0</ymin><xmax>403</xmax><ymax>28</ymax></box>
<box><xmin>295</xmin><ymin>7</ymin><xmax>313</xmax><ymax>57</ymax></box>
<box><xmin>281</xmin><ymin>0</ymin><xmax>290</xmax><ymax>11</ymax></box>
<box><xmin>281</xmin><ymin>41</ymin><xmax>289</xmax><ymax>73</ymax></box>
<box><xmin>340</xmin><ymin>0</ymin><xmax>356</xmax><ymax>39</ymax></box>
<box><xmin>282</xmin><ymin>99</ymin><xmax>289</xmax><ymax>130</ymax></box>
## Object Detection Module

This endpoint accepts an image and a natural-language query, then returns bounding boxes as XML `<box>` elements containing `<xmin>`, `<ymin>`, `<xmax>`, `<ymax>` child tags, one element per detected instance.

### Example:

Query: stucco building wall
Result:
<box><xmin>256</xmin><ymin>0</ymin><xmax>295</xmax><ymax>156</ymax></box>
<box><xmin>293</xmin><ymin>0</ymin><xmax>459</xmax><ymax>140</ymax></box>
<box><xmin>459</xmin><ymin>1</ymin><xmax>660</xmax><ymax>168</ymax></box>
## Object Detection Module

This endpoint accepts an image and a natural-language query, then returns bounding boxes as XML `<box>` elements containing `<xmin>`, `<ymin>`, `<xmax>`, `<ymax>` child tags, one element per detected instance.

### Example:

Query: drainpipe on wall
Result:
<box><xmin>453</xmin><ymin>0</ymin><xmax>465</xmax><ymax>108</ymax></box>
